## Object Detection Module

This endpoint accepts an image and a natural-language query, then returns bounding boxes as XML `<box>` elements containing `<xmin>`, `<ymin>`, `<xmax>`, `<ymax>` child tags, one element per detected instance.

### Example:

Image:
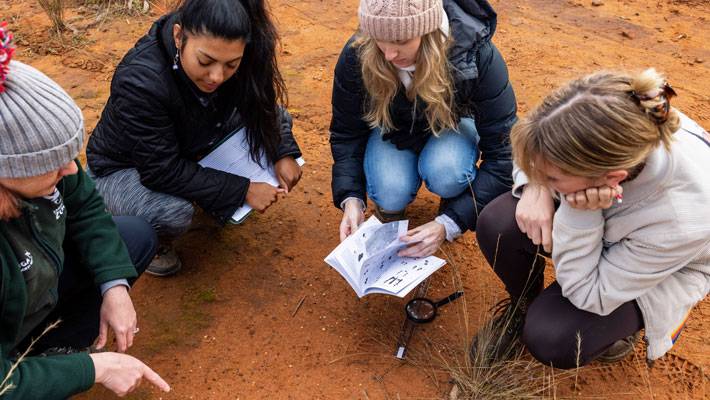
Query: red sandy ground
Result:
<box><xmin>4</xmin><ymin>0</ymin><xmax>710</xmax><ymax>398</ymax></box>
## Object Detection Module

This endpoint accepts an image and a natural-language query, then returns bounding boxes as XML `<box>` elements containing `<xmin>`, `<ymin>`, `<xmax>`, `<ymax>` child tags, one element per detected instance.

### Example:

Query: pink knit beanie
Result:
<box><xmin>358</xmin><ymin>0</ymin><xmax>443</xmax><ymax>41</ymax></box>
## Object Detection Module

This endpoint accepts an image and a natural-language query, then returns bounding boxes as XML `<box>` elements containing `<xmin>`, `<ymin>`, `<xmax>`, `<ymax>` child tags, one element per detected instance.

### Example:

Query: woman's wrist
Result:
<box><xmin>341</xmin><ymin>197</ymin><xmax>365</xmax><ymax>211</ymax></box>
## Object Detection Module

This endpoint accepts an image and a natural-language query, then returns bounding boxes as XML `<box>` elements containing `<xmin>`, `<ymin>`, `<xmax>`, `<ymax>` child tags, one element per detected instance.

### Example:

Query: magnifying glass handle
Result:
<box><xmin>435</xmin><ymin>290</ymin><xmax>464</xmax><ymax>308</ymax></box>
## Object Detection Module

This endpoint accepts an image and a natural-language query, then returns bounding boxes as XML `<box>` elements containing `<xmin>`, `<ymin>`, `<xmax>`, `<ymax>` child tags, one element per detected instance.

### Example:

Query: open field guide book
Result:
<box><xmin>324</xmin><ymin>216</ymin><xmax>446</xmax><ymax>298</ymax></box>
<box><xmin>198</xmin><ymin>127</ymin><xmax>305</xmax><ymax>224</ymax></box>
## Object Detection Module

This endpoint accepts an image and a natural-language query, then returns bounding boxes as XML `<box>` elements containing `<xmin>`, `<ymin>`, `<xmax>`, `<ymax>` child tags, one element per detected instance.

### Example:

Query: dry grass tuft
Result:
<box><xmin>399</xmin><ymin>244</ymin><xmax>579</xmax><ymax>399</ymax></box>
<box><xmin>37</xmin><ymin>0</ymin><xmax>65</xmax><ymax>34</ymax></box>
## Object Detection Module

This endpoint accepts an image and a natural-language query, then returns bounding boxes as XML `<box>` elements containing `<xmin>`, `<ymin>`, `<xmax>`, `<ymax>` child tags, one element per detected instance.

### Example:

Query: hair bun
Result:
<box><xmin>0</xmin><ymin>21</ymin><xmax>14</xmax><ymax>93</ymax></box>
<box><xmin>630</xmin><ymin>69</ymin><xmax>676</xmax><ymax>125</ymax></box>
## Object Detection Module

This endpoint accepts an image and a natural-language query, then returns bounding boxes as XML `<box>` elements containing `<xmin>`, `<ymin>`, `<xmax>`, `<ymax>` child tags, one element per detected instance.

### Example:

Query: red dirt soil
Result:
<box><xmin>4</xmin><ymin>0</ymin><xmax>710</xmax><ymax>398</ymax></box>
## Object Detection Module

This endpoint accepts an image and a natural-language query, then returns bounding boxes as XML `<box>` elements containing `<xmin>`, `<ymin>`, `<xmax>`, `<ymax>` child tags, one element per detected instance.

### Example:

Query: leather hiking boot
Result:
<box><xmin>597</xmin><ymin>330</ymin><xmax>642</xmax><ymax>363</ymax></box>
<box><xmin>469</xmin><ymin>296</ymin><xmax>530</xmax><ymax>363</ymax></box>
<box><xmin>374</xmin><ymin>205</ymin><xmax>406</xmax><ymax>223</ymax></box>
<box><xmin>147</xmin><ymin>243</ymin><xmax>182</xmax><ymax>277</ymax></box>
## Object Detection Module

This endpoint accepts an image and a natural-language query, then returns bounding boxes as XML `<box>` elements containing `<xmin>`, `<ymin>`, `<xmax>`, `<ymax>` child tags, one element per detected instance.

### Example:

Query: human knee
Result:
<box><xmin>367</xmin><ymin>175</ymin><xmax>418</xmax><ymax>212</ymax></box>
<box><xmin>476</xmin><ymin>195</ymin><xmax>518</xmax><ymax>248</ymax></box>
<box><xmin>422</xmin><ymin>170</ymin><xmax>472</xmax><ymax>198</ymax></box>
<box><xmin>153</xmin><ymin>200</ymin><xmax>194</xmax><ymax>240</ymax></box>
<box><xmin>420</xmin><ymin>159</ymin><xmax>476</xmax><ymax>198</ymax></box>
<box><xmin>370</xmin><ymin>191</ymin><xmax>414</xmax><ymax>212</ymax></box>
<box><xmin>523</xmin><ymin>307</ymin><xmax>581</xmax><ymax>369</ymax></box>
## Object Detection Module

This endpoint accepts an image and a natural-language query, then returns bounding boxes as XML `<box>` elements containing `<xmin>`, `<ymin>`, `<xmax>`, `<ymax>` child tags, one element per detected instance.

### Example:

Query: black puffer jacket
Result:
<box><xmin>87</xmin><ymin>13</ymin><xmax>301</xmax><ymax>225</ymax></box>
<box><xmin>329</xmin><ymin>0</ymin><xmax>517</xmax><ymax>233</ymax></box>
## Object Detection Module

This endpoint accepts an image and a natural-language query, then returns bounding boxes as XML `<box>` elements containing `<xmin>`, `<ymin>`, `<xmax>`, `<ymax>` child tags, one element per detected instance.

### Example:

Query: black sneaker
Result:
<box><xmin>146</xmin><ymin>242</ymin><xmax>182</xmax><ymax>277</ymax></box>
<box><xmin>469</xmin><ymin>296</ymin><xmax>530</xmax><ymax>362</ymax></box>
<box><xmin>374</xmin><ymin>205</ymin><xmax>406</xmax><ymax>223</ymax></box>
<box><xmin>596</xmin><ymin>331</ymin><xmax>642</xmax><ymax>363</ymax></box>
<box><xmin>38</xmin><ymin>344</ymin><xmax>106</xmax><ymax>357</ymax></box>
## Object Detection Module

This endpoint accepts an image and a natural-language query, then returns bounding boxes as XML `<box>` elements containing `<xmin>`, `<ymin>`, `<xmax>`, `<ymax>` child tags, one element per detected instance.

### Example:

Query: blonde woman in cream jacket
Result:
<box><xmin>470</xmin><ymin>69</ymin><xmax>710</xmax><ymax>368</ymax></box>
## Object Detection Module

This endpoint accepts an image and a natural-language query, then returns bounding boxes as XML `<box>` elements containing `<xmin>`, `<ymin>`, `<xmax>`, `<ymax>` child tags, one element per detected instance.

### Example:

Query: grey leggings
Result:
<box><xmin>87</xmin><ymin>167</ymin><xmax>194</xmax><ymax>241</ymax></box>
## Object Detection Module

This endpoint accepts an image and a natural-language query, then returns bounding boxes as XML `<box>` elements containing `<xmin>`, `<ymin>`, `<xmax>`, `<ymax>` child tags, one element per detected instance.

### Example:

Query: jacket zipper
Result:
<box><xmin>409</xmin><ymin>101</ymin><xmax>417</xmax><ymax>135</ymax></box>
<box><xmin>25</xmin><ymin>209</ymin><xmax>62</xmax><ymax>301</ymax></box>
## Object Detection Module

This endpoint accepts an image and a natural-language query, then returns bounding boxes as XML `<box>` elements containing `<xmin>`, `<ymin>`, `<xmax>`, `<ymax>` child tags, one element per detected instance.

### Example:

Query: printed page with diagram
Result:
<box><xmin>325</xmin><ymin>216</ymin><xmax>446</xmax><ymax>297</ymax></box>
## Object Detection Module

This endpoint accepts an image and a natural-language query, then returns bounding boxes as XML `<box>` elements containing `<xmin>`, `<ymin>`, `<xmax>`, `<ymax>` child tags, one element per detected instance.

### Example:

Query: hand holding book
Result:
<box><xmin>197</xmin><ymin>127</ymin><xmax>305</xmax><ymax>223</ymax></box>
<box><xmin>274</xmin><ymin>156</ymin><xmax>303</xmax><ymax>193</ymax></box>
<box><xmin>397</xmin><ymin>220</ymin><xmax>447</xmax><ymax>258</ymax></box>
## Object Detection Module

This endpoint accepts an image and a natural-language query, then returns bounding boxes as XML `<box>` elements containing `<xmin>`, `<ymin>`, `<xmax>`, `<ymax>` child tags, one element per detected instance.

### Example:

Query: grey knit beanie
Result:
<box><xmin>358</xmin><ymin>0</ymin><xmax>443</xmax><ymax>41</ymax></box>
<box><xmin>0</xmin><ymin>60</ymin><xmax>84</xmax><ymax>178</ymax></box>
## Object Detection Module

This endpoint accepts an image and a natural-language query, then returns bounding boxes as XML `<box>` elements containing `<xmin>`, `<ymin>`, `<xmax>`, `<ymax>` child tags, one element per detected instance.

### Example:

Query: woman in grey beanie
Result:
<box><xmin>0</xmin><ymin>49</ymin><xmax>170</xmax><ymax>397</ymax></box>
<box><xmin>330</xmin><ymin>0</ymin><xmax>517</xmax><ymax>256</ymax></box>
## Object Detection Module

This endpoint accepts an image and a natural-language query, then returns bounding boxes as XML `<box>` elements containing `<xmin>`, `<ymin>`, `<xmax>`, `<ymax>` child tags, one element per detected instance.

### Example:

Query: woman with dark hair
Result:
<box><xmin>86</xmin><ymin>0</ymin><xmax>303</xmax><ymax>276</ymax></box>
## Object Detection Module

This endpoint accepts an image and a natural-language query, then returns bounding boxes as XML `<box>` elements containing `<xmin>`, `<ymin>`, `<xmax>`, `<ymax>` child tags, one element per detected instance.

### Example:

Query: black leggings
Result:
<box><xmin>476</xmin><ymin>193</ymin><xmax>644</xmax><ymax>369</ymax></box>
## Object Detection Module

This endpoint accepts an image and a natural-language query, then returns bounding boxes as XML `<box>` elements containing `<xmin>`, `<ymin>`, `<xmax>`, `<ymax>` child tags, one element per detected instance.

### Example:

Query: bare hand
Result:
<box><xmin>397</xmin><ymin>221</ymin><xmax>446</xmax><ymax>258</ymax></box>
<box><xmin>565</xmin><ymin>185</ymin><xmax>622</xmax><ymax>211</ymax></box>
<box><xmin>246</xmin><ymin>182</ymin><xmax>285</xmax><ymax>212</ymax></box>
<box><xmin>90</xmin><ymin>352</ymin><xmax>170</xmax><ymax>397</ymax></box>
<box><xmin>340</xmin><ymin>199</ymin><xmax>365</xmax><ymax>241</ymax></box>
<box><xmin>516</xmin><ymin>183</ymin><xmax>555</xmax><ymax>253</ymax></box>
<box><xmin>274</xmin><ymin>157</ymin><xmax>302</xmax><ymax>193</ymax></box>
<box><xmin>96</xmin><ymin>286</ymin><xmax>136</xmax><ymax>353</ymax></box>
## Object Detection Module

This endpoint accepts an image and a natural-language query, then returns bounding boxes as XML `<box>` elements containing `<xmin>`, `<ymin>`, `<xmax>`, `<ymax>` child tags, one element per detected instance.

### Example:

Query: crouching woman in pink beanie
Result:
<box><xmin>0</xmin><ymin>26</ymin><xmax>170</xmax><ymax>398</ymax></box>
<box><xmin>330</xmin><ymin>0</ymin><xmax>517</xmax><ymax>257</ymax></box>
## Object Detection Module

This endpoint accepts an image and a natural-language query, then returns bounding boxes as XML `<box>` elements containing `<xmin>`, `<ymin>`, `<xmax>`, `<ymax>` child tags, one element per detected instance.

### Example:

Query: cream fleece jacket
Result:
<box><xmin>552</xmin><ymin>112</ymin><xmax>710</xmax><ymax>360</ymax></box>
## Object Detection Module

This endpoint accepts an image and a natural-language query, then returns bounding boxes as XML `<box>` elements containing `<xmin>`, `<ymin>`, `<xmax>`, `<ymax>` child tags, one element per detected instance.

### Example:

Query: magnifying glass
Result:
<box><xmin>405</xmin><ymin>290</ymin><xmax>464</xmax><ymax>323</ymax></box>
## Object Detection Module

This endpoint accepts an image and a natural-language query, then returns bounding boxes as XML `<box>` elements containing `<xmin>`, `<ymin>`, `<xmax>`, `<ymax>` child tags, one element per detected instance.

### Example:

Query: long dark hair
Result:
<box><xmin>176</xmin><ymin>0</ymin><xmax>286</xmax><ymax>166</ymax></box>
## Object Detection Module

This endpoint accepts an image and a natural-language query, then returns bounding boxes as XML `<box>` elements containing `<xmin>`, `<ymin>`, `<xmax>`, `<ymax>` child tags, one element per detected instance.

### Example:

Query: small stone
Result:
<box><xmin>79</xmin><ymin>90</ymin><xmax>96</xmax><ymax>99</ymax></box>
<box><xmin>591</xmin><ymin>0</ymin><xmax>602</xmax><ymax>6</ymax></box>
<box><xmin>696</xmin><ymin>58</ymin><xmax>704</xmax><ymax>64</ymax></box>
<box><xmin>621</xmin><ymin>31</ymin><xmax>632</xmax><ymax>39</ymax></box>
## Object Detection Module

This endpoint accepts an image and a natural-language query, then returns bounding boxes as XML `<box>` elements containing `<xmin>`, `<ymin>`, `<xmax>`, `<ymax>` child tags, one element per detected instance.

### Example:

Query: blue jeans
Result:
<box><xmin>363</xmin><ymin>118</ymin><xmax>480</xmax><ymax>212</ymax></box>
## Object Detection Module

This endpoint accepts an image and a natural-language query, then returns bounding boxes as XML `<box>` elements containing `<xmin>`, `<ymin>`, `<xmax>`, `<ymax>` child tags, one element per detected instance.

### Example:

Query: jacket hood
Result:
<box><xmin>445</xmin><ymin>0</ymin><xmax>497</xmax><ymax>81</ymax></box>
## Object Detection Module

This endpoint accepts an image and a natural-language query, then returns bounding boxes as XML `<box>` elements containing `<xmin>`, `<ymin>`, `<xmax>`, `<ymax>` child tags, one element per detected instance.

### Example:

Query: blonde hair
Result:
<box><xmin>353</xmin><ymin>29</ymin><xmax>456</xmax><ymax>136</ymax></box>
<box><xmin>511</xmin><ymin>69</ymin><xmax>680</xmax><ymax>184</ymax></box>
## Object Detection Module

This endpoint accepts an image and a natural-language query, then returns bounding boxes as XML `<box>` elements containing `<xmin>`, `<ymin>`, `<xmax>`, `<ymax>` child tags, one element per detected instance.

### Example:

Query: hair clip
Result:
<box><xmin>631</xmin><ymin>81</ymin><xmax>677</xmax><ymax>124</ymax></box>
<box><xmin>0</xmin><ymin>21</ymin><xmax>15</xmax><ymax>93</ymax></box>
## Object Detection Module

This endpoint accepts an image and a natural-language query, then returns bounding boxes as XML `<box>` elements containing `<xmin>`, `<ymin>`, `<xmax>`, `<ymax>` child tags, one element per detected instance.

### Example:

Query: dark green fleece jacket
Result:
<box><xmin>0</xmin><ymin>160</ymin><xmax>137</xmax><ymax>399</ymax></box>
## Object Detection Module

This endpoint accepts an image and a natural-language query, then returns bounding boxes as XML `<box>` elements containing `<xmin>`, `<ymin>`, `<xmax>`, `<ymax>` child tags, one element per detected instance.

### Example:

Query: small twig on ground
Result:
<box><xmin>292</xmin><ymin>294</ymin><xmax>307</xmax><ymax>317</ymax></box>
<box><xmin>362</xmin><ymin>389</ymin><xmax>369</xmax><ymax>400</ymax></box>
